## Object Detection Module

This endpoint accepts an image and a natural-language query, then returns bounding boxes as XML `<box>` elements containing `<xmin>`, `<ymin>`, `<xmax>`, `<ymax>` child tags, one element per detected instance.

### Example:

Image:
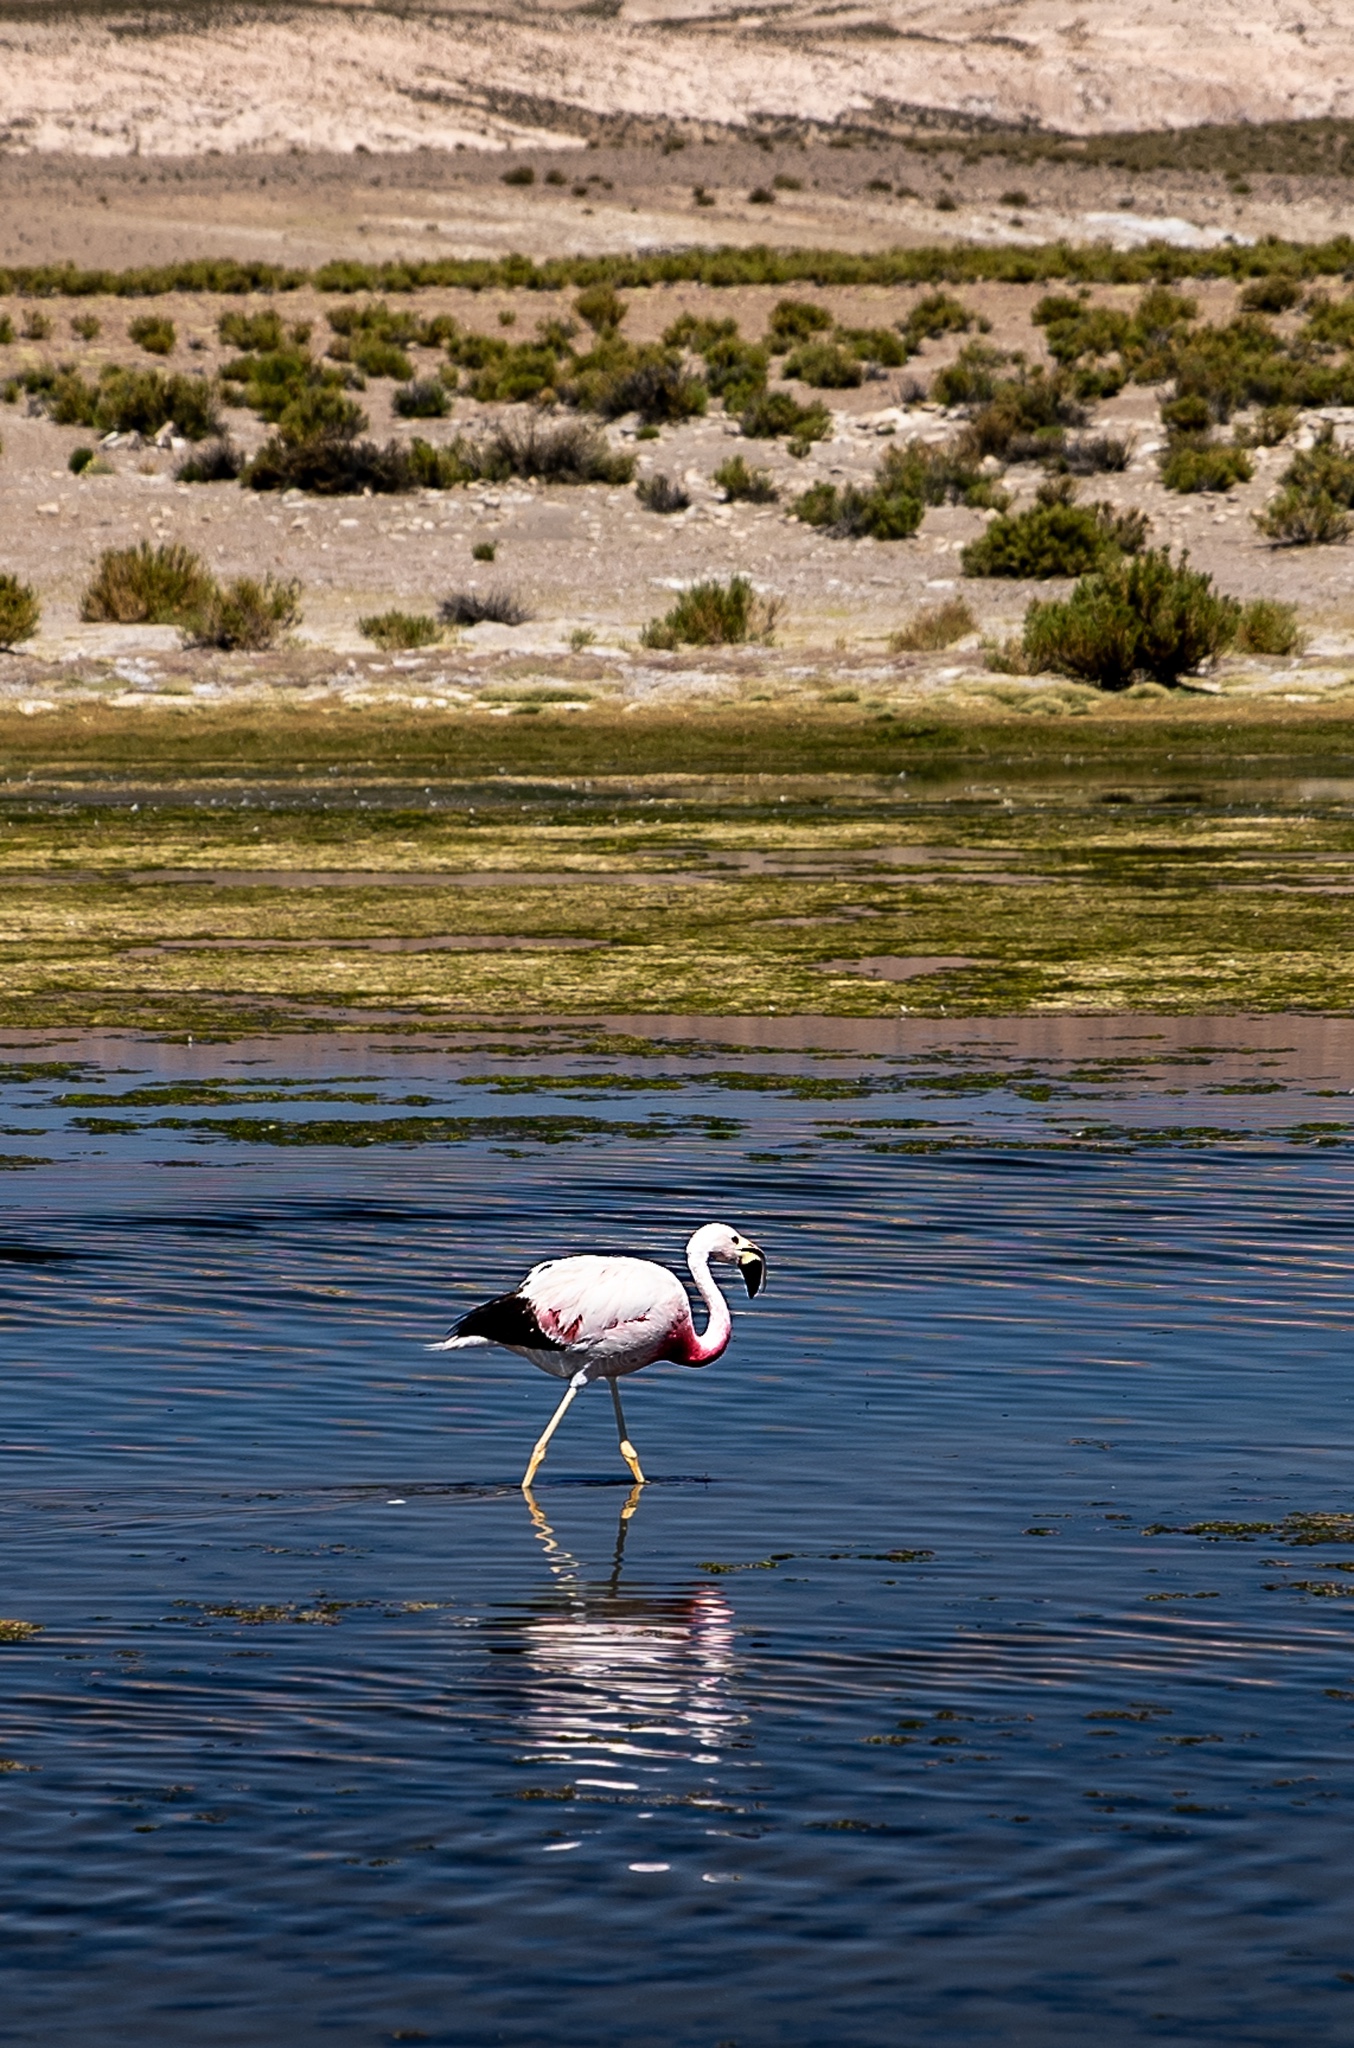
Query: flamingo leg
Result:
<box><xmin>609</xmin><ymin>1377</ymin><xmax>646</xmax><ymax>1486</ymax></box>
<box><xmin>522</xmin><ymin>1371</ymin><xmax>586</xmax><ymax>1491</ymax></box>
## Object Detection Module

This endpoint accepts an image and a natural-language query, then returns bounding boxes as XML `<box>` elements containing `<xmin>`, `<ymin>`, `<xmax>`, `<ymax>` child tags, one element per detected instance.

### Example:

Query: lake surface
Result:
<box><xmin>2</xmin><ymin>1014</ymin><xmax>1354</xmax><ymax>2047</ymax></box>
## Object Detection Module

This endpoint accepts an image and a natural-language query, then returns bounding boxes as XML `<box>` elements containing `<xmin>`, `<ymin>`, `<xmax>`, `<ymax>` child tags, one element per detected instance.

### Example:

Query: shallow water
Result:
<box><xmin>2</xmin><ymin>1017</ymin><xmax>1354</xmax><ymax>2047</ymax></box>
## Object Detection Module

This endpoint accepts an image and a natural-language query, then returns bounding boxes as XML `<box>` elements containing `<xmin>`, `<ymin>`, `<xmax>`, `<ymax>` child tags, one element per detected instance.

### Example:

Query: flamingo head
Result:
<box><xmin>691</xmin><ymin>1223</ymin><xmax>767</xmax><ymax>1298</ymax></box>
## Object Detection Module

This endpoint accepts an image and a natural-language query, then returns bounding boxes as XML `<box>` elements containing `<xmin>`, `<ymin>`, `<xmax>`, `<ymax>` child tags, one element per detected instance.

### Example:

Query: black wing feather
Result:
<box><xmin>452</xmin><ymin>1290</ymin><xmax>567</xmax><ymax>1351</ymax></box>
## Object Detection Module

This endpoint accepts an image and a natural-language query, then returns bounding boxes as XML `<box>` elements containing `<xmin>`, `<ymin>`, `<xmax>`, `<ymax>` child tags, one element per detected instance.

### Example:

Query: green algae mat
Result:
<box><xmin>3</xmin><ymin>707</ymin><xmax>1353</xmax><ymax>1035</ymax></box>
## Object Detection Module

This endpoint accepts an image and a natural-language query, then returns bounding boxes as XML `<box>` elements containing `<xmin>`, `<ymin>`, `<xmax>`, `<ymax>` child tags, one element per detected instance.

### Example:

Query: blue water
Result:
<box><xmin>2</xmin><ymin>1017</ymin><xmax>1354</xmax><ymax>2046</ymax></box>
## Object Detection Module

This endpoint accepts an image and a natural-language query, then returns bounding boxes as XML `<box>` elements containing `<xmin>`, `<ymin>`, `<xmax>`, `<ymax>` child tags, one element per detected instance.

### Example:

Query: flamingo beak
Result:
<box><xmin>737</xmin><ymin>1243</ymin><xmax>767</xmax><ymax>1298</ymax></box>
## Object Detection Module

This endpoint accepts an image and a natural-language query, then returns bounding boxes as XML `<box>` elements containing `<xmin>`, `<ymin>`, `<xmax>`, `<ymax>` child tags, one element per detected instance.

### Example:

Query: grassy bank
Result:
<box><xmin>3</xmin><ymin>701</ymin><xmax>1354</xmax><ymax>785</ymax></box>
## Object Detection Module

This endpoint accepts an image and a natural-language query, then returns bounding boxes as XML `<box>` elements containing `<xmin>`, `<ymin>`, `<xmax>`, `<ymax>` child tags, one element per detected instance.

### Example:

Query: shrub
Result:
<box><xmin>837</xmin><ymin>325</ymin><xmax>911</xmax><ymax>368</ymax></box>
<box><xmin>636</xmin><ymin>472</ymin><xmax>691</xmax><ymax>513</ymax></box>
<box><xmin>22</xmin><ymin>311</ymin><xmax>52</xmax><ymax>341</ymax></box>
<box><xmin>935</xmin><ymin>192</ymin><xmax>958</xmax><ymax>213</ymax></box>
<box><xmin>0</xmin><ymin>573</ymin><xmax>39</xmax><ymax>649</ymax></box>
<box><xmin>128</xmin><ymin>313</ymin><xmax>176</xmax><ymax>355</ymax></box>
<box><xmin>792</xmin><ymin>477</ymin><xmax>923</xmax><ymax>540</ymax></box>
<box><xmin>221</xmin><ymin>347</ymin><xmax>358</xmax><ymax>429</ymax></box>
<box><xmin>464</xmin><ymin>341</ymin><xmax>561</xmax><ymax>404</ymax></box>
<box><xmin>1253</xmin><ymin>404</ymin><xmax>1298</xmax><ymax>445</ymax></box>
<box><xmin>476</xmin><ymin>417</ymin><xmax>634</xmax><ymax>484</ymax></box>
<box><xmin>740</xmin><ymin>390</ymin><xmax>831</xmax><ymax>441</ymax></box>
<box><xmin>1159</xmin><ymin>438</ymin><xmax>1254</xmax><ymax>493</ymax></box>
<box><xmin>961</xmin><ymin>481</ymin><xmax>1147</xmax><ymax>578</ymax></box>
<box><xmin>174</xmin><ymin>437</ymin><xmax>243</xmax><ymax>483</ymax></box>
<box><xmin>574</xmin><ymin>285</ymin><xmax>627</xmax><ymax>334</ymax></box>
<box><xmin>766</xmin><ymin>298</ymin><xmax>832</xmax><ymax>350</ymax></box>
<box><xmin>1234</xmin><ymin>597</ymin><xmax>1304</xmax><ymax>655</ymax></box>
<box><xmin>904</xmin><ymin>291</ymin><xmax>974</xmax><ymax>341</ymax></box>
<box><xmin>930</xmin><ymin>341</ymin><xmax>1009</xmax><ymax>407</ymax></box>
<box><xmin>358</xmin><ymin>609</ymin><xmax>443</xmax><ymax>650</ymax></box>
<box><xmin>1160</xmin><ymin>393</ymin><xmax>1213</xmax><ymax>434</ymax></box>
<box><xmin>68</xmin><ymin>445</ymin><xmax>94</xmax><ymax>473</ymax></box>
<box><xmin>1022</xmin><ymin>548</ymin><xmax>1240</xmax><ymax>690</ymax></box>
<box><xmin>1239</xmin><ymin>275</ymin><xmax>1301</xmax><ymax>314</ymax></box>
<box><xmin>749</xmin><ymin>187</ymin><xmax>775</xmax><ymax>206</ymax></box>
<box><xmin>218</xmin><ymin>308</ymin><xmax>286</xmax><ymax>351</ymax></box>
<box><xmin>70</xmin><ymin>312</ymin><xmax>100</xmax><ymax>341</ymax></box>
<box><xmin>1253</xmin><ymin>422</ymin><xmax>1354</xmax><ymax>544</ymax></box>
<box><xmin>440</xmin><ymin>586</ymin><xmax>531</xmax><ymax>627</ymax></box>
<box><xmin>889</xmin><ymin>596</ymin><xmax>976</xmax><ymax>651</ymax></box>
<box><xmin>640</xmin><ymin>575</ymin><xmax>777</xmax><ymax>648</ymax></box>
<box><xmin>1054</xmin><ymin>432</ymin><xmax>1134</xmax><ymax>474</ymax></box>
<box><xmin>243</xmin><ymin>433</ymin><xmax>424</xmax><ymax>493</ymax></box>
<box><xmin>326</xmin><ymin>300</ymin><xmax>420</xmax><ymax>346</ymax></box>
<box><xmin>593</xmin><ymin>347</ymin><xmax>706</xmax><ymax>424</ymax></box>
<box><xmin>878</xmin><ymin>437</ymin><xmax>1007</xmax><ymax>509</ymax></box>
<box><xmin>699</xmin><ymin>335</ymin><xmax>768</xmax><ymax>411</ymax></box>
<box><xmin>782</xmin><ymin>340</ymin><xmax>862</xmax><ymax>388</ymax></box>
<box><xmin>185</xmin><ymin>574</ymin><xmax>301</xmax><ymax>650</ymax></box>
<box><xmin>502</xmin><ymin>163</ymin><xmax>536</xmax><ymax>187</ymax></box>
<box><xmin>347</xmin><ymin>335</ymin><xmax>412</xmax><ymax>380</ymax></box>
<box><xmin>44</xmin><ymin>365</ymin><xmax>222</xmax><ymax>440</ymax></box>
<box><xmin>81</xmin><ymin>541</ymin><xmax>215</xmax><ymax>624</ymax></box>
<box><xmin>472</xmin><ymin>541</ymin><xmax>496</xmax><ymax>563</ymax></box>
<box><xmin>0</xmin><ymin>313</ymin><xmax>12</xmax><ymax>344</ymax></box>
<box><xmin>393</xmin><ymin>376</ymin><xmax>451</xmax><ymax>418</ymax></box>
<box><xmin>713</xmin><ymin>454</ymin><xmax>778</xmax><ymax>502</ymax></box>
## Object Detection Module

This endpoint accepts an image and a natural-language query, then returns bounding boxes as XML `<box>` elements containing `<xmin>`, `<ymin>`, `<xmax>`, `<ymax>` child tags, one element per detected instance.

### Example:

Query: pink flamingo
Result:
<box><xmin>431</xmin><ymin>1223</ymin><xmax>767</xmax><ymax>1490</ymax></box>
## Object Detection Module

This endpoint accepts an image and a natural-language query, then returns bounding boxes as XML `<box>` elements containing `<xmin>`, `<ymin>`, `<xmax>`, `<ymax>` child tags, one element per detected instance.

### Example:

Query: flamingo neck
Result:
<box><xmin>683</xmin><ymin>1235</ymin><xmax>732</xmax><ymax>1365</ymax></box>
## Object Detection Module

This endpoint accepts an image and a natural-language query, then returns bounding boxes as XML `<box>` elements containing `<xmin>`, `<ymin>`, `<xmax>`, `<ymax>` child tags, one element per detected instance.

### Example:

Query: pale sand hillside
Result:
<box><xmin>1</xmin><ymin>0</ymin><xmax>1352</xmax><ymax>160</ymax></box>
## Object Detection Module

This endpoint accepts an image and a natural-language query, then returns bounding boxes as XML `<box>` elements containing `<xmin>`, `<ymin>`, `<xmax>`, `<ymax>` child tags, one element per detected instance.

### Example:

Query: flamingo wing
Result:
<box><xmin>521</xmin><ymin>1253</ymin><xmax>690</xmax><ymax>1369</ymax></box>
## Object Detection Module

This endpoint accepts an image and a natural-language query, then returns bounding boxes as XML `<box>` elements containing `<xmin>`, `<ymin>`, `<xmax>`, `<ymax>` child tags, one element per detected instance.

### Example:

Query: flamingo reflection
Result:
<box><xmin>482</xmin><ymin>1490</ymin><xmax>746</xmax><ymax>1784</ymax></box>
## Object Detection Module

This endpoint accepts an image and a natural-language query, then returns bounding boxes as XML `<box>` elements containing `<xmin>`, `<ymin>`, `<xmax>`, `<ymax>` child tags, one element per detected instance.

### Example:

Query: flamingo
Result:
<box><xmin>431</xmin><ymin>1223</ymin><xmax>767</xmax><ymax>1490</ymax></box>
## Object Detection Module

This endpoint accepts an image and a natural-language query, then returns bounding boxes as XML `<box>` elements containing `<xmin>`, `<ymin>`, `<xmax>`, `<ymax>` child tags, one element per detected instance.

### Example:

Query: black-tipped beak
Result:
<box><xmin>738</xmin><ymin>1244</ymin><xmax>767</xmax><ymax>1298</ymax></box>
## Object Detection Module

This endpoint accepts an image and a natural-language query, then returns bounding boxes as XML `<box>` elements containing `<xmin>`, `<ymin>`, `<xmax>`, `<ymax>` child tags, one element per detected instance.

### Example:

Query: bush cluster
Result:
<box><xmin>889</xmin><ymin>596</ymin><xmax>976</xmax><ymax>652</ymax></box>
<box><xmin>712</xmin><ymin>454</ymin><xmax>778</xmax><ymax>502</ymax></box>
<box><xmin>440</xmin><ymin>587</ymin><xmax>531</xmax><ymax>628</ymax></box>
<box><xmin>640</xmin><ymin>576</ymin><xmax>778</xmax><ymax>649</ymax></box>
<box><xmin>359</xmin><ymin>610</ymin><xmax>443</xmax><ymax>650</ymax></box>
<box><xmin>11</xmin><ymin>361</ymin><xmax>221</xmax><ymax>439</ymax></box>
<box><xmin>1255</xmin><ymin>423</ymin><xmax>1354</xmax><ymax>544</ymax></box>
<box><xmin>1021</xmin><ymin>549</ymin><xmax>1239</xmax><ymax>689</ymax></box>
<box><xmin>0</xmin><ymin>573</ymin><xmax>40</xmax><ymax>649</ymax></box>
<box><xmin>78</xmin><ymin>541</ymin><xmax>300</xmax><ymax>649</ymax></box>
<box><xmin>1159</xmin><ymin>437</ymin><xmax>1254</xmax><ymax>493</ymax></box>
<box><xmin>636</xmin><ymin>472</ymin><xmax>691</xmax><ymax>513</ymax></box>
<box><xmin>961</xmin><ymin>479</ymin><xmax>1148</xmax><ymax>578</ymax></box>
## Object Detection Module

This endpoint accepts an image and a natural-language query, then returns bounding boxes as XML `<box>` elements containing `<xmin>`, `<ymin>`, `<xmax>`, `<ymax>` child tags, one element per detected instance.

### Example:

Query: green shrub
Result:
<box><xmin>218</xmin><ymin>308</ymin><xmax>286</xmax><ymax>351</ymax></box>
<box><xmin>1160</xmin><ymin>393</ymin><xmax>1212</xmax><ymax>433</ymax></box>
<box><xmin>699</xmin><ymin>335</ymin><xmax>768</xmax><ymax>411</ymax></box>
<box><xmin>1022</xmin><ymin>548</ymin><xmax>1240</xmax><ymax>690</ymax></box>
<box><xmin>128</xmin><ymin>313</ymin><xmax>176</xmax><ymax>355</ymax></box>
<box><xmin>358</xmin><ymin>609</ymin><xmax>443</xmax><ymax>650</ymax></box>
<box><xmin>931</xmin><ymin>341</ymin><xmax>1008</xmax><ymax>407</ymax></box>
<box><xmin>1252</xmin><ymin>404</ymin><xmax>1298</xmax><ymax>445</ymax></box>
<box><xmin>961</xmin><ymin>481</ymin><xmax>1148</xmax><ymax>578</ymax></box>
<box><xmin>327</xmin><ymin>299</ymin><xmax>419</xmax><ymax>346</ymax></box>
<box><xmin>22</xmin><ymin>310</ymin><xmax>52</xmax><ymax>341</ymax></box>
<box><xmin>1159</xmin><ymin>438</ymin><xmax>1254</xmax><ymax>493</ymax></box>
<box><xmin>43</xmin><ymin>364</ymin><xmax>222</xmax><ymax>439</ymax></box>
<box><xmin>1239</xmin><ymin>274</ymin><xmax>1301</xmax><ymax>314</ymax></box>
<box><xmin>640</xmin><ymin>575</ymin><xmax>778</xmax><ymax>648</ymax></box>
<box><xmin>740</xmin><ymin>390</ymin><xmax>830</xmax><ymax>441</ymax></box>
<box><xmin>474</xmin><ymin>417</ymin><xmax>634</xmax><ymax>484</ymax></box>
<box><xmin>185</xmin><ymin>574</ymin><xmax>301</xmax><ymax>650</ymax></box>
<box><xmin>904</xmin><ymin>291</ymin><xmax>975</xmax><ymax>341</ymax></box>
<box><xmin>574</xmin><ymin>284</ymin><xmax>627</xmax><ymax>334</ymax></box>
<box><xmin>636</xmin><ymin>472</ymin><xmax>690</xmax><ymax>513</ymax></box>
<box><xmin>956</xmin><ymin>367</ymin><xmax>1088</xmax><ymax>459</ymax></box>
<box><xmin>766</xmin><ymin>298</ymin><xmax>832</xmax><ymax>350</ymax></box>
<box><xmin>1054</xmin><ymin>433</ymin><xmax>1134</xmax><ymax>474</ymax></box>
<box><xmin>1234</xmin><ymin>597</ymin><xmax>1304</xmax><ymax>655</ymax></box>
<box><xmin>877</xmin><ymin>437</ymin><xmax>1007</xmax><ymax>509</ymax></box>
<box><xmin>597</xmin><ymin>347</ymin><xmax>706</xmax><ymax>423</ymax></box>
<box><xmin>792</xmin><ymin>477</ymin><xmax>924</xmax><ymax>540</ymax></box>
<box><xmin>393</xmin><ymin>377</ymin><xmax>451</xmax><ymax>418</ymax></box>
<box><xmin>0</xmin><ymin>573</ymin><xmax>39</xmax><ymax>648</ymax></box>
<box><xmin>782</xmin><ymin>340</ymin><xmax>862</xmax><ymax>388</ymax></box>
<box><xmin>244</xmin><ymin>433</ymin><xmax>428</xmax><ymax>494</ymax></box>
<box><xmin>713</xmin><ymin>454</ymin><xmax>778</xmax><ymax>502</ymax></box>
<box><xmin>221</xmin><ymin>346</ymin><xmax>357</xmax><ymax>428</ymax></box>
<box><xmin>502</xmin><ymin>163</ymin><xmax>536</xmax><ymax>187</ymax></box>
<box><xmin>68</xmin><ymin>445</ymin><xmax>94</xmax><ymax>473</ymax></box>
<box><xmin>1253</xmin><ymin>422</ymin><xmax>1354</xmax><ymax>547</ymax></box>
<box><xmin>70</xmin><ymin>312</ymin><xmax>100</xmax><ymax>341</ymax></box>
<box><xmin>0</xmin><ymin>313</ymin><xmax>13</xmax><ymax>344</ymax></box>
<box><xmin>174</xmin><ymin>437</ymin><xmax>242</xmax><ymax>483</ymax></box>
<box><xmin>889</xmin><ymin>596</ymin><xmax>976</xmax><ymax>651</ymax></box>
<box><xmin>335</xmin><ymin>334</ymin><xmax>410</xmax><ymax>379</ymax></box>
<box><xmin>465</xmin><ymin>342</ymin><xmax>561</xmax><ymax>404</ymax></box>
<box><xmin>81</xmin><ymin>541</ymin><xmax>215</xmax><ymax>624</ymax></box>
<box><xmin>472</xmin><ymin>542</ymin><xmax>495</xmax><ymax>562</ymax></box>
